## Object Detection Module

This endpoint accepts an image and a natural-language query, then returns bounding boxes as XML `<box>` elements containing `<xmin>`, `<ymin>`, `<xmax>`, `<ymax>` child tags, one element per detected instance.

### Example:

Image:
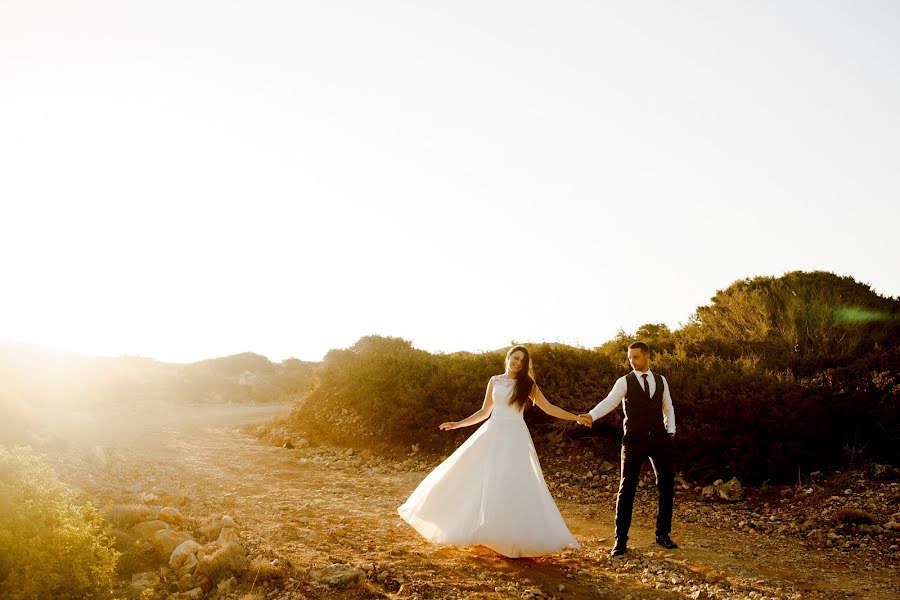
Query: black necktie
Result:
<box><xmin>642</xmin><ymin>373</ymin><xmax>650</xmax><ymax>396</ymax></box>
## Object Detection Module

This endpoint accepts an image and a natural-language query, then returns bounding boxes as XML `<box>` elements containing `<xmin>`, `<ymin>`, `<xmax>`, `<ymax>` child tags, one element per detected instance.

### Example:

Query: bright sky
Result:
<box><xmin>2</xmin><ymin>1</ymin><xmax>898</xmax><ymax>363</ymax></box>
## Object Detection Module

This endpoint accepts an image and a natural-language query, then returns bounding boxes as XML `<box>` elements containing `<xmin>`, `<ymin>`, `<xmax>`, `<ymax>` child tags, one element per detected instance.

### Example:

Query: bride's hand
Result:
<box><xmin>439</xmin><ymin>422</ymin><xmax>457</xmax><ymax>431</ymax></box>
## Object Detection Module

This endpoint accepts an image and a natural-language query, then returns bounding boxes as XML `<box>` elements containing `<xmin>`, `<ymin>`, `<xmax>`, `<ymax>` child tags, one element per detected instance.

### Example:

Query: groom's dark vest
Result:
<box><xmin>622</xmin><ymin>371</ymin><xmax>666</xmax><ymax>437</ymax></box>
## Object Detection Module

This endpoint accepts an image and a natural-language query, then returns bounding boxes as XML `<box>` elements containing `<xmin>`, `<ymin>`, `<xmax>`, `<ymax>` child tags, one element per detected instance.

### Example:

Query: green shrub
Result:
<box><xmin>283</xmin><ymin>272</ymin><xmax>898</xmax><ymax>483</ymax></box>
<box><xmin>0</xmin><ymin>445</ymin><xmax>120</xmax><ymax>599</ymax></box>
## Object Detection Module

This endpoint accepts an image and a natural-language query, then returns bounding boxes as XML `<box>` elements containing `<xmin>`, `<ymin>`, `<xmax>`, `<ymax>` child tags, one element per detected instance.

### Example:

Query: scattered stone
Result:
<box><xmin>310</xmin><ymin>563</ymin><xmax>363</xmax><ymax>588</ymax></box>
<box><xmin>717</xmin><ymin>478</ymin><xmax>744</xmax><ymax>502</ymax></box>
<box><xmin>199</xmin><ymin>514</ymin><xmax>239</xmax><ymax>540</ymax></box>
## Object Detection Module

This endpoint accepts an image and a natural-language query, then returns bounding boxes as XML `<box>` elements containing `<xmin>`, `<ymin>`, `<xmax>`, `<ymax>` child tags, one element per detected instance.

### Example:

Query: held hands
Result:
<box><xmin>439</xmin><ymin>422</ymin><xmax>458</xmax><ymax>431</ymax></box>
<box><xmin>575</xmin><ymin>414</ymin><xmax>593</xmax><ymax>427</ymax></box>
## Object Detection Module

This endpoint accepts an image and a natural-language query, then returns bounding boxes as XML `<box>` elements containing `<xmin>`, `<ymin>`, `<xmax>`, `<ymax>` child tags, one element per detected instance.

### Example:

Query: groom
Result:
<box><xmin>577</xmin><ymin>341</ymin><xmax>677</xmax><ymax>557</ymax></box>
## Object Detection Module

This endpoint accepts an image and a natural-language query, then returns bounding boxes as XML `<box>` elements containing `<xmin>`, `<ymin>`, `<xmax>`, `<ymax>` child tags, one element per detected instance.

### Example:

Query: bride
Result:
<box><xmin>398</xmin><ymin>345</ymin><xmax>580</xmax><ymax>558</ymax></box>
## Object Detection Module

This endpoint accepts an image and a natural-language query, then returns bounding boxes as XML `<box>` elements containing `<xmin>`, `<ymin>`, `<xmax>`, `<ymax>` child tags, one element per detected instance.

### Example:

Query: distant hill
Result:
<box><xmin>0</xmin><ymin>343</ymin><xmax>319</xmax><ymax>444</ymax></box>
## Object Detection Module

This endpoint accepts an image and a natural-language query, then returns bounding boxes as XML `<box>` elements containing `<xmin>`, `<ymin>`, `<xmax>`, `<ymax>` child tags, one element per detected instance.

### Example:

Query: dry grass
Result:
<box><xmin>237</xmin><ymin>594</ymin><xmax>265</xmax><ymax>600</ymax></box>
<box><xmin>196</xmin><ymin>542</ymin><xmax>248</xmax><ymax>581</ymax></box>
<box><xmin>248</xmin><ymin>557</ymin><xmax>288</xmax><ymax>581</ymax></box>
<box><xmin>110</xmin><ymin>529</ymin><xmax>157</xmax><ymax>577</ymax></box>
<box><xmin>833</xmin><ymin>508</ymin><xmax>875</xmax><ymax>525</ymax></box>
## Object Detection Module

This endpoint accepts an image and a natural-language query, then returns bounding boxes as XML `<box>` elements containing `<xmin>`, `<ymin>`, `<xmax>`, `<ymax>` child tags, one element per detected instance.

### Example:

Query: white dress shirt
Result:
<box><xmin>588</xmin><ymin>369</ymin><xmax>676</xmax><ymax>434</ymax></box>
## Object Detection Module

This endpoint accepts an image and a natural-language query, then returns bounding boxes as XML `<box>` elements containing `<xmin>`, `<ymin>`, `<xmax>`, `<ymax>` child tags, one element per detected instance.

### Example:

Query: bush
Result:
<box><xmin>0</xmin><ymin>446</ymin><xmax>119</xmax><ymax>599</ymax></box>
<box><xmin>282</xmin><ymin>272</ymin><xmax>898</xmax><ymax>484</ymax></box>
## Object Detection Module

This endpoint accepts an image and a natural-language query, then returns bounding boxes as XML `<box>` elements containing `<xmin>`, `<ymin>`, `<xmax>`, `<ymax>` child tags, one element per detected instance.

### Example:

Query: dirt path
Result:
<box><xmin>54</xmin><ymin>407</ymin><xmax>898</xmax><ymax>600</ymax></box>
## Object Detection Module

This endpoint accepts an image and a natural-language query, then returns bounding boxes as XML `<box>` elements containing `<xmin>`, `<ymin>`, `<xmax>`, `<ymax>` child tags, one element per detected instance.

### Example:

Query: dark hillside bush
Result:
<box><xmin>687</xmin><ymin>271</ymin><xmax>899</xmax><ymax>375</ymax></box>
<box><xmin>284</xmin><ymin>273</ymin><xmax>898</xmax><ymax>483</ymax></box>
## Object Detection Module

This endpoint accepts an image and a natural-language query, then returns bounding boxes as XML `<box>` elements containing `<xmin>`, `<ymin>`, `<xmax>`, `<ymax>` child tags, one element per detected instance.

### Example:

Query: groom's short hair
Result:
<box><xmin>628</xmin><ymin>341</ymin><xmax>650</xmax><ymax>354</ymax></box>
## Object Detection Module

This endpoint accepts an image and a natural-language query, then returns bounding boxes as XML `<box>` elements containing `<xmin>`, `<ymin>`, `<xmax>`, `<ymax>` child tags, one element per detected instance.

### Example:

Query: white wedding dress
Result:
<box><xmin>398</xmin><ymin>375</ymin><xmax>579</xmax><ymax>557</ymax></box>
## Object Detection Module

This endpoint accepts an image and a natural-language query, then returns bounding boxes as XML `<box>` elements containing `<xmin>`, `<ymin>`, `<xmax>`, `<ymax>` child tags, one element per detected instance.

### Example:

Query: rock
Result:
<box><xmin>130</xmin><ymin>519</ymin><xmax>171</xmax><ymax>540</ymax></box>
<box><xmin>717</xmin><ymin>478</ymin><xmax>744</xmax><ymax>502</ymax></box>
<box><xmin>142</xmin><ymin>492</ymin><xmax>158</xmax><ymax>502</ymax></box>
<box><xmin>158</xmin><ymin>507</ymin><xmax>183</xmax><ymax>525</ymax></box>
<box><xmin>169</xmin><ymin>540</ymin><xmax>203</xmax><ymax>570</ymax></box>
<box><xmin>310</xmin><ymin>563</ymin><xmax>363</xmax><ymax>588</ymax></box>
<box><xmin>171</xmin><ymin>587</ymin><xmax>203</xmax><ymax>600</ymax></box>
<box><xmin>691</xmin><ymin>590</ymin><xmax>709</xmax><ymax>599</ymax></box>
<box><xmin>701</xmin><ymin>485</ymin><xmax>717</xmax><ymax>500</ymax></box>
<box><xmin>180</xmin><ymin>553</ymin><xmax>199</xmax><ymax>575</ymax></box>
<box><xmin>153</xmin><ymin>529</ymin><xmax>194</xmax><ymax>560</ymax></box>
<box><xmin>199</xmin><ymin>514</ymin><xmax>239</xmax><ymax>540</ymax></box>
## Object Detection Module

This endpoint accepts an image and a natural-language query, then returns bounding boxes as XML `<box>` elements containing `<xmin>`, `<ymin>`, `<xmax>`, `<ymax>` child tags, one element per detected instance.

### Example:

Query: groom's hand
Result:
<box><xmin>576</xmin><ymin>414</ymin><xmax>593</xmax><ymax>427</ymax></box>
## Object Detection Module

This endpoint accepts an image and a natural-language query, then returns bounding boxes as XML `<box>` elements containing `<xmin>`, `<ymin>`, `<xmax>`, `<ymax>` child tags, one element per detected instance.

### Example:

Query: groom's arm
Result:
<box><xmin>587</xmin><ymin>376</ymin><xmax>628</xmax><ymax>423</ymax></box>
<box><xmin>662</xmin><ymin>376</ymin><xmax>676</xmax><ymax>435</ymax></box>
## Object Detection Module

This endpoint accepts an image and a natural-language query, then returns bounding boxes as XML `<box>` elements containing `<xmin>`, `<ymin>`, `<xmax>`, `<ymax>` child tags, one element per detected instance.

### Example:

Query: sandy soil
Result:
<box><xmin>46</xmin><ymin>404</ymin><xmax>899</xmax><ymax>600</ymax></box>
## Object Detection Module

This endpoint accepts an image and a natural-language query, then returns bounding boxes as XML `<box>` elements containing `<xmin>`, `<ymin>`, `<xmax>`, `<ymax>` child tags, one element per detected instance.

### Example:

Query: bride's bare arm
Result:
<box><xmin>439</xmin><ymin>379</ymin><xmax>495</xmax><ymax>430</ymax></box>
<box><xmin>531</xmin><ymin>384</ymin><xmax>578</xmax><ymax>421</ymax></box>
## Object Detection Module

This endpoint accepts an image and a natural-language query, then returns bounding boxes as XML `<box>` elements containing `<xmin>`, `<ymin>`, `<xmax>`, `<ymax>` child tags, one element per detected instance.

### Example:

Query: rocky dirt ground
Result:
<box><xmin>46</xmin><ymin>404</ymin><xmax>899</xmax><ymax>600</ymax></box>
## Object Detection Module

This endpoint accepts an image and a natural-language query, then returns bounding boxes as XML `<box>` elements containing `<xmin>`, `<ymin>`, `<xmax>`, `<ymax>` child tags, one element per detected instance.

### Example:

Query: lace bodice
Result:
<box><xmin>490</xmin><ymin>375</ymin><xmax>525</xmax><ymax>419</ymax></box>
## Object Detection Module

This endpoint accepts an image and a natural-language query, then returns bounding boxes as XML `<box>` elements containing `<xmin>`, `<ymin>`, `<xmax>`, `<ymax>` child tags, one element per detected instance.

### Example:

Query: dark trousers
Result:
<box><xmin>614</xmin><ymin>432</ymin><xmax>675</xmax><ymax>545</ymax></box>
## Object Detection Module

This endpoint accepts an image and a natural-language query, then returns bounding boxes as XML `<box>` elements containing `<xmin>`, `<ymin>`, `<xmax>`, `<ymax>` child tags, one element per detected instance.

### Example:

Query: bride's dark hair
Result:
<box><xmin>506</xmin><ymin>345</ymin><xmax>536</xmax><ymax>410</ymax></box>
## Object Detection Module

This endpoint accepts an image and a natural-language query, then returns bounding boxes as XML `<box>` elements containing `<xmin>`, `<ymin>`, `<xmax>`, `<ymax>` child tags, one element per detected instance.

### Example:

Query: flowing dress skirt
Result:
<box><xmin>398</xmin><ymin>415</ymin><xmax>579</xmax><ymax>558</ymax></box>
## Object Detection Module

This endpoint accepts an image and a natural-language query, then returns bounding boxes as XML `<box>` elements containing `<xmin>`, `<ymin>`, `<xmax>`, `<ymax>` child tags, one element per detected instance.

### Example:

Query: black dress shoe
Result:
<box><xmin>655</xmin><ymin>534</ymin><xmax>678</xmax><ymax>549</ymax></box>
<box><xmin>609</xmin><ymin>546</ymin><xmax>627</xmax><ymax>557</ymax></box>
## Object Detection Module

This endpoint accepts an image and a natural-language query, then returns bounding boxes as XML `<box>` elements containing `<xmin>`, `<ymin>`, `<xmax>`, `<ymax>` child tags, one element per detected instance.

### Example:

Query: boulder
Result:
<box><xmin>153</xmin><ymin>529</ymin><xmax>194</xmax><ymax>560</ymax></box>
<box><xmin>130</xmin><ymin>519</ymin><xmax>171</xmax><ymax>540</ymax></box>
<box><xmin>158</xmin><ymin>507</ymin><xmax>184</xmax><ymax>525</ymax></box>
<box><xmin>169</xmin><ymin>540</ymin><xmax>203</xmax><ymax>570</ymax></box>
